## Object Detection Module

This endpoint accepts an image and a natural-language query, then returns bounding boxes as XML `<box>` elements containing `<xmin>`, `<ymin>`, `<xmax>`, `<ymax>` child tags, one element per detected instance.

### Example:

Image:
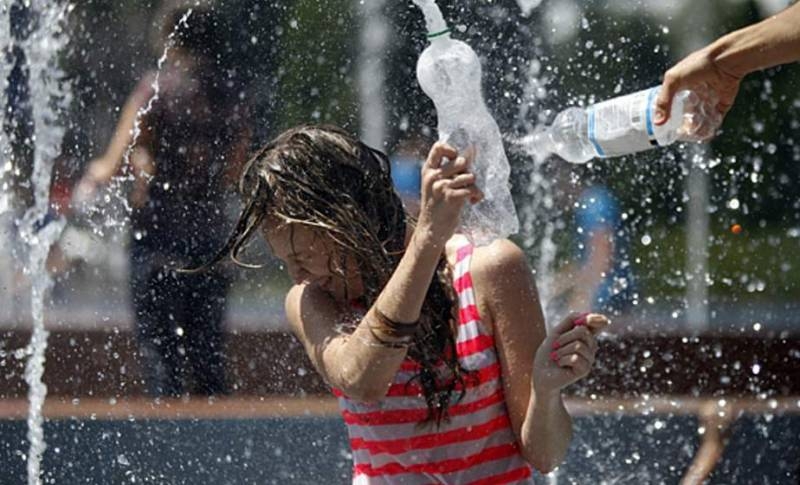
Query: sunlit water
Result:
<box><xmin>0</xmin><ymin>1</ymin><xmax>797</xmax><ymax>483</ymax></box>
<box><xmin>5</xmin><ymin>1</ymin><xmax>73</xmax><ymax>483</ymax></box>
<box><xmin>75</xmin><ymin>8</ymin><xmax>194</xmax><ymax>235</ymax></box>
<box><xmin>0</xmin><ymin>4</ymin><xmax>192</xmax><ymax>483</ymax></box>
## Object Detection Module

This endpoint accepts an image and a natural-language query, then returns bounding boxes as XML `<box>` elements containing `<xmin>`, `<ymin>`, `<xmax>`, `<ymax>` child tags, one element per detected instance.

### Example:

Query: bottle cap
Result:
<box><xmin>426</xmin><ymin>28</ymin><xmax>451</xmax><ymax>39</ymax></box>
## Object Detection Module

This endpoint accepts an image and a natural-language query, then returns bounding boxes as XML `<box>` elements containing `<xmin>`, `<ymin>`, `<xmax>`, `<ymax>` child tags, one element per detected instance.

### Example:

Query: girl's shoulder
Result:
<box><xmin>445</xmin><ymin>236</ymin><xmax>528</xmax><ymax>277</ymax></box>
<box><xmin>446</xmin><ymin>236</ymin><xmax>532</xmax><ymax>328</ymax></box>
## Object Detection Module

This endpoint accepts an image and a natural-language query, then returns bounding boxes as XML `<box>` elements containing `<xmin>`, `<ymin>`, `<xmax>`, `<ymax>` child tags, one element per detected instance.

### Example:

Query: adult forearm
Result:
<box><xmin>520</xmin><ymin>389</ymin><xmax>573</xmax><ymax>473</ymax></box>
<box><xmin>712</xmin><ymin>2</ymin><xmax>800</xmax><ymax>78</ymax></box>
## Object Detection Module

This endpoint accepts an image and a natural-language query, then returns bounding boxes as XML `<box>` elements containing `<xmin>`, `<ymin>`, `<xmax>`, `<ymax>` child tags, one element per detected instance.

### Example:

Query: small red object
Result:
<box><xmin>552</xmin><ymin>341</ymin><xmax>560</xmax><ymax>350</ymax></box>
<box><xmin>550</xmin><ymin>351</ymin><xmax>559</xmax><ymax>362</ymax></box>
<box><xmin>731</xmin><ymin>223</ymin><xmax>742</xmax><ymax>234</ymax></box>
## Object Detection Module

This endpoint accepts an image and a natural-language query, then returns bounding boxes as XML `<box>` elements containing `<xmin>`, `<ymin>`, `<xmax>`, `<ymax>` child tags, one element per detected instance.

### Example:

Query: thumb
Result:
<box><xmin>654</xmin><ymin>71</ymin><xmax>679</xmax><ymax>126</ymax></box>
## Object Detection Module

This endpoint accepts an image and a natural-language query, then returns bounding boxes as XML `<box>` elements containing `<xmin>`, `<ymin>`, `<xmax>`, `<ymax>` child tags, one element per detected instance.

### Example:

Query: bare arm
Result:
<box><xmin>85</xmin><ymin>82</ymin><xmax>153</xmax><ymax>184</ymax></box>
<box><xmin>713</xmin><ymin>2</ymin><xmax>800</xmax><ymax>78</ymax></box>
<box><xmin>473</xmin><ymin>240</ymin><xmax>570</xmax><ymax>472</ymax></box>
<box><xmin>473</xmin><ymin>239</ymin><xmax>609</xmax><ymax>473</ymax></box>
<box><xmin>286</xmin><ymin>226</ymin><xmax>450</xmax><ymax>402</ymax></box>
<box><xmin>286</xmin><ymin>143</ymin><xmax>483</xmax><ymax>401</ymax></box>
<box><xmin>655</xmin><ymin>2</ymin><xmax>800</xmax><ymax>125</ymax></box>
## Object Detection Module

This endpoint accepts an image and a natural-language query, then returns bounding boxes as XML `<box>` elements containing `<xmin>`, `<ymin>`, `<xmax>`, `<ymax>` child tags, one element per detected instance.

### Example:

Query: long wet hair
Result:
<box><xmin>204</xmin><ymin>125</ymin><xmax>471</xmax><ymax>424</ymax></box>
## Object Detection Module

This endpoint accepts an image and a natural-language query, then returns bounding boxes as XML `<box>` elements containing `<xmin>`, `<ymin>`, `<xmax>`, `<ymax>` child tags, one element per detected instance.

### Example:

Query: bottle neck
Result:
<box><xmin>426</xmin><ymin>27</ymin><xmax>451</xmax><ymax>41</ymax></box>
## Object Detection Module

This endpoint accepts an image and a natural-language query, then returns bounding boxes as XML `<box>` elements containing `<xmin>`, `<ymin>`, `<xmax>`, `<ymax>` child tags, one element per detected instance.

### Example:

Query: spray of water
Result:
<box><xmin>0</xmin><ymin>3</ymin><xmax>14</xmax><ymax>216</ymax></box>
<box><xmin>512</xmin><ymin>54</ymin><xmax>564</xmax><ymax>326</ymax></box>
<box><xmin>11</xmin><ymin>7</ymin><xmax>194</xmax><ymax>484</ymax></box>
<box><xmin>15</xmin><ymin>1</ymin><xmax>73</xmax><ymax>483</ymax></box>
<box><xmin>79</xmin><ymin>8</ymin><xmax>193</xmax><ymax>235</ymax></box>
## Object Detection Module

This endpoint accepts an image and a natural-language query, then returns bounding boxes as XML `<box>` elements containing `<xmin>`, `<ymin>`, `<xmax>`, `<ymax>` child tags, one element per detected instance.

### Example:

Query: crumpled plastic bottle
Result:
<box><xmin>413</xmin><ymin>0</ymin><xmax>519</xmax><ymax>246</ymax></box>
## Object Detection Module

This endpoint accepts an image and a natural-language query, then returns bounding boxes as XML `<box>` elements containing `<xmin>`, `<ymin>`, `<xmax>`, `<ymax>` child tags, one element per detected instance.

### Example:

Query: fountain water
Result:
<box><xmin>1</xmin><ymin>1</ymin><xmax>74</xmax><ymax>483</ymax></box>
<box><xmin>0</xmin><ymin>4</ymin><xmax>193</xmax><ymax>483</ymax></box>
<box><xmin>0</xmin><ymin>1</ymin><xmax>796</xmax><ymax>483</ymax></box>
<box><xmin>73</xmin><ymin>8</ymin><xmax>194</xmax><ymax>236</ymax></box>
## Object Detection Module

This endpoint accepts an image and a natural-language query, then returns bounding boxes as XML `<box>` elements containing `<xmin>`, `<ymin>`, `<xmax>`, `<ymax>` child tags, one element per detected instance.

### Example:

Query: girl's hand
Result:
<box><xmin>416</xmin><ymin>142</ymin><xmax>483</xmax><ymax>246</ymax></box>
<box><xmin>532</xmin><ymin>312</ymin><xmax>609</xmax><ymax>396</ymax></box>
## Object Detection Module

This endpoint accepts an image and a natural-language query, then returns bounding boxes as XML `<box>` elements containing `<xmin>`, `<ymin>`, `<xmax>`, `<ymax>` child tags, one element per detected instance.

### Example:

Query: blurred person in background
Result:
<box><xmin>551</xmin><ymin>165</ymin><xmax>635</xmax><ymax>319</ymax></box>
<box><xmin>75</xmin><ymin>5</ymin><xmax>251</xmax><ymax>397</ymax></box>
<box><xmin>655</xmin><ymin>1</ymin><xmax>800</xmax><ymax>130</ymax></box>
<box><xmin>389</xmin><ymin>132</ymin><xmax>430</xmax><ymax>218</ymax></box>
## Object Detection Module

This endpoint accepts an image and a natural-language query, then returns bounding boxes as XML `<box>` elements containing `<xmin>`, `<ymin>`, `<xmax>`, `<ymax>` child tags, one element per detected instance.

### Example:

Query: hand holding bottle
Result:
<box><xmin>654</xmin><ymin>48</ymin><xmax>742</xmax><ymax>130</ymax></box>
<box><xmin>654</xmin><ymin>2</ymin><xmax>800</xmax><ymax>130</ymax></box>
<box><xmin>519</xmin><ymin>85</ymin><xmax>723</xmax><ymax>164</ymax></box>
<box><xmin>417</xmin><ymin>142</ymin><xmax>483</xmax><ymax>247</ymax></box>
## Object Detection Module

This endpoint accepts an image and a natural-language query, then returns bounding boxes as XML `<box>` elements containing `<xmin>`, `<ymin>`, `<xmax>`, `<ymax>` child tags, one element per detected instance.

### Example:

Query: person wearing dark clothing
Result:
<box><xmin>77</xmin><ymin>7</ymin><xmax>250</xmax><ymax>396</ymax></box>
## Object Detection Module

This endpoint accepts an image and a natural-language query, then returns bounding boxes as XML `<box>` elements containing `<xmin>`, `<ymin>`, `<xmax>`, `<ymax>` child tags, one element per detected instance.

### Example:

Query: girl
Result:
<box><xmin>206</xmin><ymin>125</ymin><xmax>607</xmax><ymax>483</ymax></box>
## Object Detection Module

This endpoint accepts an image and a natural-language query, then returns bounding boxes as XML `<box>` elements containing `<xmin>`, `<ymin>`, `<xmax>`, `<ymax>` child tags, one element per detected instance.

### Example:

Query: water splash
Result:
<box><xmin>0</xmin><ymin>2</ymin><xmax>14</xmax><ymax>216</ymax></box>
<box><xmin>77</xmin><ymin>8</ymin><xmax>193</xmax><ymax>235</ymax></box>
<box><xmin>16</xmin><ymin>1</ymin><xmax>73</xmax><ymax>483</ymax></box>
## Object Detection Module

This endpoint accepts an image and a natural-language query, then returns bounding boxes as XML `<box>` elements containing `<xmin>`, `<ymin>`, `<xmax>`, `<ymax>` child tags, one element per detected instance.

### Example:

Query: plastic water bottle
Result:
<box><xmin>413</xmin><ymin>0</ymin><xmax>519</xmax><ymax>245</ymax></box>
<box><xmin>521</xmin><ymin>86</ymin><xmax>722</xmax><ymax>164</ymax></box>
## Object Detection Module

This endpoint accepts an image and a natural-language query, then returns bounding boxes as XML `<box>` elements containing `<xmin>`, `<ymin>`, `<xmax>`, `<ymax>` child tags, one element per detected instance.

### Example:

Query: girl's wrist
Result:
<box><xmin>533</xmin><ymin>385</ymin><xmax>563</xmax><ymax>407</ymax></box>
<box><xmin>411</xmin><ymin>219</ymin><xmax>448</xmax><ymax>251</ymax></box>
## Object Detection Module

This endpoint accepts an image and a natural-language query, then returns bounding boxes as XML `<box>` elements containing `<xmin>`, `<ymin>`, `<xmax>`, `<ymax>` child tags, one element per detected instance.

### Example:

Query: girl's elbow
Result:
<box><xmin>336</xmin><ymin>382</ymin><xmax>388</xmax><ymax>403</ymax></box>
<box><xmin>332</xmin><ymin>367</ymin><xmax>390</xmax><ymax>402</ymax></box>
<box><xmin>522</xmin><ymin>445</ymin><xmax>567</xmax><ymax>475</ymax></box>
<box><xmin>529</xmin><ymin>456</ymin><xmax>561</xmax><ymax>475</ymax></box>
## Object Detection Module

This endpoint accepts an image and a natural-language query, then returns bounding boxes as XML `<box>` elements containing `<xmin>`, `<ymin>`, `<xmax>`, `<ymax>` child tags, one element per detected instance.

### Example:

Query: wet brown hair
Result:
<box><xmin>205</xmin><ymin>124</ymin><xmax>471</xmax><ymax>424</ymax></box>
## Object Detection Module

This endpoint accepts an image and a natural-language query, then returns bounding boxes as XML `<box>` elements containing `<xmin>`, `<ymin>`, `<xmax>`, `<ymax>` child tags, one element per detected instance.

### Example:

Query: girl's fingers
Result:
<box><xmin>553</xmin><ymin>324</ymin><xmax>596</xmax><ymax>353</ymax></box>
<box><xmin>553</xmin><ymin>339</ymin><xmax>594</xmax><ymax>364</ymax></box>
<box><xmin>439</xmin><ymin>156</ymin><xmax>470</xmax><ymax>178</ymax></box>
<box><xmin>555</xmin><ymin>353</ymin><xmax>591</xmax><ymax>377</ymax></box>
<box><xmin>551</xmin><ymin>311</ymin><xmax>587</xmax><ymax>336</ymax></box>
<box><xmin>424</xmin><ymin>156</ymin><xmax>470</xmax><ymax>190</ymax></box>
<box><xmin>469</xmin><ymin>186</ymin><xmax>484</xmax><ymax>204</ymax></box>
<box><xmin>425</xmin><ymin>142</ymin><xmax>458</xmax><ymax>170</ymax></box>
<box><xmin>448</xmin><ymin>172</ymin><xmax>476</xmax><ymax>189</ymax></box>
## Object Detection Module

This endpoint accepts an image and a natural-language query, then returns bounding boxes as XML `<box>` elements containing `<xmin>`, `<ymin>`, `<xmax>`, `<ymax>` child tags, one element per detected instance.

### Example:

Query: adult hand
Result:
<box><xmin>416</xmin><ymin>142</ymin><xmax>483</xmax><ymax>246</ymax></box>
<box><xmin>532</xmin><ymin>312</ymin><xmax>609</xmax><ymax>396</ymax></box>
<box><xmin>72</xmin><ymin>159</ymin><xmax>111</xmax><ymax>208</ymax></box>
<box><xmin>654</xmin><ymin>45</ymin><xmax>743</xmax><ymax>131</ymax></box>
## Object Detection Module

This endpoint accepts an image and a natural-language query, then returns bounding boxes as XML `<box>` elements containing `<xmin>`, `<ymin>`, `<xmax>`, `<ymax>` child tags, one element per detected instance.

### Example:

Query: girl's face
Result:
<box><xmin>264</xmin><ymin>222</ymin><xmax>364</xmax><ymax>302</ymax></box>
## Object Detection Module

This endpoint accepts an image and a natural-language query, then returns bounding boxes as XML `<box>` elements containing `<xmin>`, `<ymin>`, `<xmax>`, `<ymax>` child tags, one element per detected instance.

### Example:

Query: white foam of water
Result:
<box><xmin>0</xmin><ymin>3</ymin><xmax>14</xmax><ymax>216</ymax></box>
<box><xmin>20</xmin><ymin>1</ymin><xmax>73</xmax><ymax>483</ymax></box>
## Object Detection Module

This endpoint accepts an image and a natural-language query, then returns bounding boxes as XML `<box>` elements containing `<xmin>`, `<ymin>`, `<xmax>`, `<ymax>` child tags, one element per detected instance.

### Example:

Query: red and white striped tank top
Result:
<box><xmin>333</xmin><ymin>243</ymin><xmax>534</xmax><ymax>484</ymax></box>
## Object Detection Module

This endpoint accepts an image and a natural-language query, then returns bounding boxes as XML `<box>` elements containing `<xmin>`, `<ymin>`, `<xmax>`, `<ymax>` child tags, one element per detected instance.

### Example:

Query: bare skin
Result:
<box><xmin>74</xmin><ymin>50</ymin><xmax>250</xmax><ymax>206</ymax></box>
<box><xmin>266</xmin><ymin>141</ymin><xmax>609</xmax><ymax>473</ymax></box>
<box><xmin>655</xmin><ymin>2</ymin><xmax>800</xmax><ymax>127</ymax></box>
